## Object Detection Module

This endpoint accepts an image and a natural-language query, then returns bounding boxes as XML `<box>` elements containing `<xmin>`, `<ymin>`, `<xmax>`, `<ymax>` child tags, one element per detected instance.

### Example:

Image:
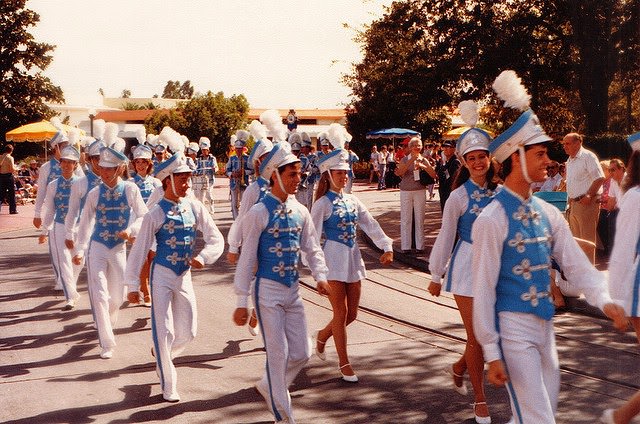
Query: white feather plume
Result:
<box><xmin>235</xmin><ymin>129</ymin><xmax>250</xmax><ymax>142</ymax></box>
<box><xmin>492</xmin><ymin>70</ymin><xmax>531</xmax><ymax>111</ymax></box>
<box><xmin>68</xmin><ymin>128</ymin><xmax>79</xmax><ymax>146</ymax></box>
<box><xmin>344</xmin><ymin>128</ymin><xmax>353</xmax><ymax>143</ymax></box>
<box><xmin>50</xmin><ymin>116</ymin><xmax>62</xmax><ymax>128</ymax></box>
<box><xmin>259</xmin><ymin>109</ymin><xmax>283</xmax><ymax>132</ymax></box>
<box><xmin>80</xmin><ymin>136</ymin><xmax>95</xmax><ymax>147</ymax></box>
<box><xmin>288</xmin><ymin>132</ymin><xmax>302</xmax><ymax>145</ymax></box>
<box><xmin>113</xmin><ymin>137</ymin><xmax>126</xmax><ymax>154</ymax></box>
<box><xmin>159</xmin><ymin>126</ymin><xmax>183</xmax><ymax>154</ymax></box>
<box><xmin>180</xmin><ymin>135</ymin><xmax>190</xmax><ymax>149</ymax></box>
<box><xmin>229</xmin><ymin>134</ymin><xmax>237</xmax><ymax>146</ymax></box>
<box><xmin>93</xmin><ymin>119</ymin><xmax>106</xmax><ymax>140</ymax></box>
<box><xmin>103</xmin><ymin>122</ymin><xmax>119</xmax><ymax>147</ymax></box>
<box><xmin>458</xmin><ymin>100</ymin><xmax>479</xmax><ymax>127</ymax></box>
<box><xmin>327</xmin><ymin>123</ymin><xmax>346</xmax><ymax>150</ymax></box>
<box><xmin>248</xmin><ymin>120</ymin><xmax>267</xmax><ymax>141</ymax></box>
<box><xmin>272</xmin><ymin>124</ymin><xmax>288</xmax><ymax>142</ymax></box>
<box><xmin>135</xmin><ymin>126</ymin><xmax>146</xmax><ymax>144</ymax></box>
<box><xmin>146</xmin><ymin>134</ymin><xmax>158</xmax><ymax>147</ymax></box>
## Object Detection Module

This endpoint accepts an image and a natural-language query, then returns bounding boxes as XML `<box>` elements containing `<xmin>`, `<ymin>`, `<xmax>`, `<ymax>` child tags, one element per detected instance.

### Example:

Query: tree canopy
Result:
<box><xmin>144</xmin><ymin>91</ymin><xmax>249</xmax><ymax>159</ymax></box>
<box><xmin>0</xmin><ymin>0</ymin><xmax>64</xmax><ymax>141</ymax></box>
<box><xmin>345</xmin><ymin>0</ymin><xmax>640</xmax><ymax>141</ymax></box>
<box><xmin>161</xmin><ymin>80</ymin><xmax>195</xmax><ymax>99</ymax></box>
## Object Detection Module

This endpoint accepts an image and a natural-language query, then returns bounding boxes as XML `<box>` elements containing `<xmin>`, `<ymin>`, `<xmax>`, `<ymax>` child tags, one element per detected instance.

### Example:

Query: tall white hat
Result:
<box><xmin>154</xmin><ymin>152</ymin><xmax>193</xmax><ymax>181</ymax></box>
<box><xmin>259</xmin><ymin>141</ymin><xmax>300</xmax><ymax>181</ymax></box>
<box><xmin>317</xmin><ymin>149</ymin><xmax>350</xmax><ymax>173</ymax></box>
<box><xmin>60</xmin><ymin>145</ymin><xmax>80</xmax><ymax>162</ymax></box>
<box><xmin>199</xmin><ymin>137</ymin><xmax>211</xmax><ymax>149</ymax></box>
<box><xmin>99</xmin><ymin>146</ymin><xmax>128</xmax><ymax>168</ymax></box>
<box><xmin>455</xmin><ymin>100</ymin><xmax>492</xmax><ymax>158</ymax></box>
<box><xmin>132</xmin><ymin>144</ymin><xmax>153</xmax><ymax>160</ymax></box>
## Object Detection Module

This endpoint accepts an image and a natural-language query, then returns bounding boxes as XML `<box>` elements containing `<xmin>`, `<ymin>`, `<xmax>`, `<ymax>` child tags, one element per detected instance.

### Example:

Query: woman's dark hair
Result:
<box><xmin>315</xmin><ymin>172</ymin><xmax>331</xmax><ymax>200</ymax></box>
<box><xmin>135</xmin><ymin>159</ymin><xmax>154</xmax><ymax>176</ymax></box>
<box><xmin>622</xmin><ymin>150</ymin><xmax>640</xmax><ymax>192</ymax></box>
<box><xmin>4</xmin><ymin>144</ymin><xmax>14</xmax><ymax>154</ymax></box>
<box><xmin>451</xmin><ymin>151</ymin><xmax>498</xmax><ymax>191</ymax></box>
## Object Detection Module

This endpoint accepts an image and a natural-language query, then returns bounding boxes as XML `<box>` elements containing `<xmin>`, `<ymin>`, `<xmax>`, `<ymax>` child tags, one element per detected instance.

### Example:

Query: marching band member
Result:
<box><xmin>232</xmin><ymin>141</ymin><xmax>329</xmax><ymax>423</ymax></box>
<box><xmin>72</xmin><ymin>144</ymin><xmax>148</xmax><ymax>359</ymax></box>
<box><xmin>225</xmin><ymin>130</ymin><xmax>252</xmax><ymax>219</ymax></box>
<box><xmin>472</xmin><ymin>71</ymin><xmax>626</xmax><ymax>423</ymax></box>
<box><xmin>311</xmin><ymin>124</ymin><xmax>393</xmax><ymax>383</ymax></box>
<box><xmin>125</xmin><ymin>151</ymin><xmax>224</xmax><ymax>402</ymax></box>
<box><xmin>39</xmin><ymin>146</ymin><xmax>84</xmax><ymax>310</ymax></box>
<box><xmin>427</xmin><ymin>101</ymin><xmax>497</xmax><ymax>423</ymax></box>
<box><xmin>193</xmin><ymin>137</ymin><xmax>218</xmax><ymax>215</ymax></box>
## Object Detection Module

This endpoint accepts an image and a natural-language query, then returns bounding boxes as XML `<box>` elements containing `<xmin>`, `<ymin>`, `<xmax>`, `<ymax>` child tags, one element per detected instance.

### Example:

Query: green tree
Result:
<box><xmin>346</xmin><ymin>0</ymin><xmax>640</xmax><ymax>138</ymax></box>
<box><xmin>162</xmin><ymin>80</ymin><xmax>195</xmax><ymax>99</ymax></box>
<box><xmin>121</xmin><ymin>89</ymin><xmax>131</xmax><ymax>98</ymax></box>
<box><xmin>0</xmin><ymin>0</ymin><xmax>64</xmax><ymax>142</ymax></box>
<box><xmin>145</xmin><ymin>91</ymin><xmax>249</xmax><ymax>158</ymax></box>
<box><xmin>122</xmin><ymin>101</ymin><xmax>158</xmax><ymax>111</ymax></box>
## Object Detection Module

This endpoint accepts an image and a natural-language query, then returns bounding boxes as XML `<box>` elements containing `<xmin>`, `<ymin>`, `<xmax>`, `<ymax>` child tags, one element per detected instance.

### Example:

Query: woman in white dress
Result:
<box><xmin>427</xmin><ymin>101</ymin><xmax>497</xmax><ymax>424</ymax></box>
<box><xmin>311</xmin><ymin>124</ymin><xmax>393</xmax><ymax>382</ymax></box>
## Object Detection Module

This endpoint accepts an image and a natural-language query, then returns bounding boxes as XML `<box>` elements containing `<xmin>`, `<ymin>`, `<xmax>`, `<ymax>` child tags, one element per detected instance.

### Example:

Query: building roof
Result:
<box><xmin>95</xmin><ymin>109</ymin><xmax>167</xmax><ymax>121</ymax></box>
<box><xmin>95</xmin><ymin>108</ymin><xmax>346</xmax><ymax>123</ymax></box>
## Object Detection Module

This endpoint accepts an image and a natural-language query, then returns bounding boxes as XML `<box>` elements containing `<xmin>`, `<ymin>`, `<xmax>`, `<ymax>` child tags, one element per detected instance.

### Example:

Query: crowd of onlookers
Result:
<box><xmin>0</xmin><ymin>145</ymin><xmax>41</xmax><ymax>214</ymax></box>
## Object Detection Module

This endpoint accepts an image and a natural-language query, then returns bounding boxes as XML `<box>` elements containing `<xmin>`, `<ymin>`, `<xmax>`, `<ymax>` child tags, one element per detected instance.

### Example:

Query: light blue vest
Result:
<box><xmin>90</xmin><ymin>182</ymin><xmax>130</xmax><ymax>249</ymax></box>
<box><xmin>256</xmin><ymin>194</ymin><xmax>303</xmax><ymax>287</ymax></box>
<box><xmin>53</xmin><ymin>175</ymin><xmax>77</xmax><ymax>225</ymax></box>
<box><xmin>445</xmin><ymin>180</ymin><xmax>495</xmax><ymax>291</ymax></box>
<box><xmin>227</xmin><ymin>155</ymin><xmax>251</xmax><ymax>190</ymax></box>
<box><xmin>154</xmin><ymin>198</ymin><xmax>197</xmax><ymax>276</ymax></box>
<box><xmin>256</xmin><ymin>177</ymin><xmax>269</xmax><ymax>203</ymax></box>
<box><xmin>494</xmin><ymin>190</ymin><xmax>554</xmax><ymax>320</ymax></box>
<box><xmin>133</xmin><ymin>174</ymin><xmax>155</xmax><ymax>203</ymax></box>
<box><xmin>47</xmin><ymin>158</ymin><xmax>61</xmax><ymax>186</ymax></box>
<box><xmin>80</xmin><ymin>171</ymin><xmax>101</xmax><ymax>212</ymax></box>
<box><xmin>322</xmin><ymin>191</ymin><xmax>358</xmax><ymax>248</ymax></box>
<box><xmin>195</xmin><ymin>155</ymin><xmax>217</xmax><ymax>181</ymax></box>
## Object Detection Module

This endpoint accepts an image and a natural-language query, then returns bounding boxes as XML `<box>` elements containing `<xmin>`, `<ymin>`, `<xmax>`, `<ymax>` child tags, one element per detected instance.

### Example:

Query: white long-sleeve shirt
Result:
<box><xmin>471</xmin><ymin>187</ymin><xmax>613</xmax><ymax>362</ymax></box>
<box><xmin>64</xmin><ymin>175</ymin><xmax>97</xmax><ymax>240</ymax></box>
<box><xmin>34</xmin><ymin>160</ymin><xmax>84</xmax><ymax>218</ymax></box>
<box><xmin>227</xmin><ymin>179</ymin><xmax>267</xmax><ymax>254</ymax></box>
<box><xmin>608</xmin><ymin>187</ymin><xmax>640</xmax><ymax>315</ymax></box>
<box><xmin>73</xmin><ymin>180</ymin><xmax>148</xmax><ymax>257</ymax></box>
<box><xmin>124</xmin><ymin>197</ymin><xmax>224</xmax><ymax>291</ymax></box>
<box><xmin>233</xmin><ymin>195</ymin><xmax>328</xmax><ymax>308</ymax></box>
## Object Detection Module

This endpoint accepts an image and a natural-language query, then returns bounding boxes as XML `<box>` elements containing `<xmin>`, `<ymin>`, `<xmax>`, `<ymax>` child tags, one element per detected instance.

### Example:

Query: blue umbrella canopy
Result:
<box><xmin>365</xmin><ymin>128</ymin><xmax>420</xmax><ymax>140</ymax></box>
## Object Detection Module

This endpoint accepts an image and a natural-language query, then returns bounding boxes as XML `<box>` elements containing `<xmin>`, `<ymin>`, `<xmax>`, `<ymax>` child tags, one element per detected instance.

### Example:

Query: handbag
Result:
<box><xmin>419</xmin><ymin>169</ymin><xmax>434</xmax><ymax>186</ymax></box>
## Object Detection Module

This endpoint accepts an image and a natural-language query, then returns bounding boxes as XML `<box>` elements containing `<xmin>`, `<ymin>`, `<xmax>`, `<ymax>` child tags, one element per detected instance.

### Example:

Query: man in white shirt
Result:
<box><xmin>562</xmin><ymin>133</ymin><xmax>605</xmax><ymax>263</ymax></box>
<box><xmin>539</xmin><ymin>160</ymin><xmax>562</xmax><ymax>191</ymax></box>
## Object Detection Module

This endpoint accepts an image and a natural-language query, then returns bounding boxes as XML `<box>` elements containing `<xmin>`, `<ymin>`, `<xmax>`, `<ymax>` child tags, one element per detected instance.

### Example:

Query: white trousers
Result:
<box><xmin>230</xmin><ymin>187</ymin><xmax>245</xmax><ymax>219</ymax></box>
<box><xmin>255</xmin><ymin>278</ymin><xmax>310</xmax><ymax>424</ymax></box>
<box><xmin>49</xmin><ymin>222</ymin><xmax>82</xmax><ymax>301</ymax></box>
<box><xmin>192</xmin><ymin>175</ymin><xmax>214</xmax><ymax>215</ymax></box>
<box><xmin>499</xmin><ymin>312</ymin><xmax>559</xmax><ymax>423</ymax></box>
<box><xmin>150</xmin><ymin>263</ymin><xmax>197</xmax><ymax>399</ymax></box>
<box><xmin>400</xmin><ymin>189</ymin><xmax>426</xmax><ymax>250</ymax></box>
<box><xmin>86</xmin><ymin>241</ymin><xmax>126</xmax><ymax>349</ymax></box>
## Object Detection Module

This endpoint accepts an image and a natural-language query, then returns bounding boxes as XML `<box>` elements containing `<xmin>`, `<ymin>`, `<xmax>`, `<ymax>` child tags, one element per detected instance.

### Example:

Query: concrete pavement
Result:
<box><xmin>1</xmin><ymin>179</ymin><xmax>637</xmax><ymax>424</ymax></box>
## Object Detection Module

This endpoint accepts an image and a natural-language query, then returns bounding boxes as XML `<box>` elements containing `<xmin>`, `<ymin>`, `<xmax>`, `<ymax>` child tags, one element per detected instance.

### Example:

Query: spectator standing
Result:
<box><xmin>395</xmin><ymin>137</ymin><xmax>436</xmax><ymax>252</ymax></box>
<box><xmin>539</xmin><ymin>160</ymin><xmax>562</xmax><ymax>192</ymax></box>
<box><xmin>369</xmin><ymin>145</ymin><xmax>378</xmax><ymax>184</ymax></box>
<box><xmin>598</xmin><ymin>158</ymin><xmax>625</xmax><ymax>256</ymax></box>
<box><xmin>0</xmin><ymin>144</ymin><xmax>18</xmax><ymax>214</ymax></box>
<box><xmin>562</xmin><ymin>132</ymin><xmax>605</xmax><ymax>263</ymax></box>
<box><xmin>377</xmin><ymin>145</ymin><xmax>388</xmax><ymax>190</ymax></box>
<box><xmin>436</xmin><ymin>140</ymin><xmax>461</xmax><ymax>210</ymax></box>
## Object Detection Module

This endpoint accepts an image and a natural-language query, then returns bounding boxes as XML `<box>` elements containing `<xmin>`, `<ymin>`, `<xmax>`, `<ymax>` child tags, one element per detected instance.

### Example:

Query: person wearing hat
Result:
<box><xmin>311</xmin><ymin>125</ymin><xmax>392</xmax><ymax>383</ymax></box>
<box><xmin>435</xmin><ymin>139</ymin><xmax>462</xmax><ymax>211</ymax></box>
<box><xmin>124</xmin><ymin>151</ymin><xmax>224</xmax><ymax>402</ymax></box>
<box><xmin>344</xmin><ymin>140</ymin><xmax>359</xmax><ymax>194</ymax></box>
<box><xmin>64</xmin><ymin>139</ymin><xmax>104</xmax><ymax>252</ymax></box>
<box><xmin>225</xmin><ymin>130</ymin><xmax>253</xmax><ymax>219</ymax></box>
<box><xmin>153</xmin><ymin>144</ymin><xmax>169</xmax><ymax>167</ymax></box>
<box><xmin>33</xmin><ymin>128</ymin><xmax>85</xmax><ymax>229</ymax></box>
<box><xmin>600</xmin><ymin>134</ymin><xmax>640</xmax><ymax>424</ymax></box>
<box><xmin>193</xmin><ymin>136</ymin><xmax>218</xmax><ymax>216</ymax></box>
<box><xmin>472</xmin><ymin>71</ymin><xmax>626</xmax><ymax>424</ymax></box>
<box><xmin>38</xmin><ymin>146</ymin><xmax>84</xmax><ymax>310</ymax></box>
<box><xmin>71</xmin><ymin>146</ymin><xmax>148</xmax><ymax>359</ymax></box>
<box><xmin>427</xmin><ymin>101</ymin><xmax>497</xmax><ymax>424</ymax></box>
<box><xmin>298</xmin><ymin>132</ymin><xmax>315</xmax><ymax>209</ymax></box>
<box><xmin>232</xmin><ymin>142</ymin><xmax>329</xmax><ymax>424</ymax></box>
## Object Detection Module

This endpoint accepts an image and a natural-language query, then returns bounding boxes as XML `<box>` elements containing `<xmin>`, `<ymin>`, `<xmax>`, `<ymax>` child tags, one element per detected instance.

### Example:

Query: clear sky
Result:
<box><xmin>28</xmin><ymin>0</ymin><xmax>391</xmax><ymax>109</ymax></box>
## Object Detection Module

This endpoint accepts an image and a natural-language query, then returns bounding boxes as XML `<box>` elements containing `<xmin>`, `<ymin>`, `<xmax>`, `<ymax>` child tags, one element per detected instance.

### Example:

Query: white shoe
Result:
<box><xmin>63</xmin><ymin>298</ymin><xmax>76</xmax><ymax>310</ymax></box>
<box><xmin>100</xmin><ymin>348</ymin><xmax>114</xmax><ymax>359</ymax></box>
<box><xmin>600</xmin><ymin>409</ymin><xmax>615</xmax><ymax>424</ymax></box>
<box><xmin>445</xmin><ymin>366</ymin><xmax>468</xmax><ymax>396</ymax></box>
<box><xmin>248</xmin><ymin>308</ymin><xmax>260</xmax><ymax>336</ymax></box>
<box><xmin>313</xmin><ymin>330</ymin><xmax>326</xmax><ymax>361</ymax></box>
<box><xmin>340</xmin><ymin>363</ymin><xmax>358</xmax><ymax>383</ymax></box>
<box><xmin>163</xmin><ymin>391</ymin><xmax>180</xmax><ymax>402</ymax></box>
<box><xmin>53</xmin><ymin>283</ymin><xmax>63</xmax><ymax>291</ymax></box>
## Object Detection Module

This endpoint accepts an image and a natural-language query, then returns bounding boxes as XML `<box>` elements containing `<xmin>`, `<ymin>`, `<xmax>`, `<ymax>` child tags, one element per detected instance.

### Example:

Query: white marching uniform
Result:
<box><xmin>125</xmin><ymin>196</ymin><xmax>224</xmax><ymax>401</ymax></box>
<box><xmin>41</xmin><ymin>175</ymin><xmax>83</xmax><ymax>301</ymax></box>
<box><xmin>34</xmin><ymin>158</ymin><xmax>84</xmax><ymax>221</ymax></box>
<box><xmin>64</xmin><ymin>170</ymin><xmax>101</xmax><ymax>243</ymax></box>
<box><xmin>227</xmin><ymin>176</ymin><xmax>269</xmax><ymax>255</ymax></box>
<box><xmin>472</xmin><ymin>187</ymin><xmax>614</xmax><ymax>423</ymax></box>
<box><xmin>74</xmin><ymin>181</ymin><xmax>147</xmax><ymax>351</ymax></box>
<box><xmin>428</xmin><ymin>180</ymin><xmax>496</xmax><ymax>296</ymax></box>
<box><xmin>608</xmin><ymin>186</ymin><xmax>640</xmax><ymax>316</ymax></box>
<box><xmin>192</xmin><ymin>155</ymin><xmax>218</xmax><ymax>215</ymax></box>
<box><xmin>234</xmin><ymin>194</ymin><xmax>327</xmax><ymax>423</ymax></box>
<box><xmin>311</xmin><ymin>190</ymin><xmax>392</xmax><ymax>282</ymax></box>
